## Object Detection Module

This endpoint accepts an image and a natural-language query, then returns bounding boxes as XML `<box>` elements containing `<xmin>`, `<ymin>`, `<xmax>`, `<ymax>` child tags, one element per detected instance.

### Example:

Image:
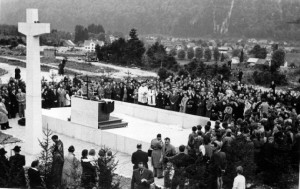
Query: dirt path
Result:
<box><xmin>0</xmin><ymin>56</ymin><xmax>158</xmax><ymax>79</ymax></box>
<box><xmin>56</xmin><ymin>56</ymin><xmax>158</xmax><ymax>78</ymax></box>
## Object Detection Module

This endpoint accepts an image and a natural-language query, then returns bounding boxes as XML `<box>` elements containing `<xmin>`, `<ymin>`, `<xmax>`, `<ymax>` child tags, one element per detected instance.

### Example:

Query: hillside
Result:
<box><xmin>1</xmin><ymin>0</ymin><xmax>300</xmax><ymax>39</ymax></box>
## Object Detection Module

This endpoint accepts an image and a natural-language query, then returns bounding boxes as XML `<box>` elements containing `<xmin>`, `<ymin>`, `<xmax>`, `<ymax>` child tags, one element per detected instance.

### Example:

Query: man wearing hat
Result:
<box><xmin>131</xmin><ymin>144</ymin><xmax>148</xmax><ymax>170</ymax></box>
<box><xmin>0</xmin><ymin>147</ymin><xmax>9</xmax><ymax>187</ymax></box>
<box><xmin>8</xmin><ymin>146</ymin><xmax>26</xmax><ymax>188</ymax></box>
<box><xmin>131</xmin><ymin>161</ymin><xmax>154</xmax><ymax>189</ymax></box>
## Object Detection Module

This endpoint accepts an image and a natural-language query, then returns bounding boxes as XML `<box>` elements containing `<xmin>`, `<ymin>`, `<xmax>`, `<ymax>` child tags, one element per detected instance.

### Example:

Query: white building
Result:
<box><xmin>219</xmin><ymin>46</ymin><xmax>232</xmax><ymax>54</ymax></box>
<box><xmin>83</xmin><ymin>40</ymin><xmax>104</xmax><ymax>52</ymax></box>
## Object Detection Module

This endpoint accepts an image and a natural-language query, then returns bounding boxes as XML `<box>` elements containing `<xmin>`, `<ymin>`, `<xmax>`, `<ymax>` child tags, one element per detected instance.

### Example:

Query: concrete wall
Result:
<box><xmin>42</xmin><ymin>114</ymin><xmax>150</xmax><ymax>154</ymax></box>
<box><xmin>113</xmin><ymin>101</ymin><xmax>210</xmax><ymax>129</ymax></box>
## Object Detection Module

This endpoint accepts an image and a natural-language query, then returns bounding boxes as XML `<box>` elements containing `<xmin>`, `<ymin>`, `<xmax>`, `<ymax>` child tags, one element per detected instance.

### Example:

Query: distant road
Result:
<box><xmin>56</xmin><ymin>56</ymin><xmax>158</xmax><ymax>78</ymax></box>
<box><xmin>0</xmin><ymin>55</ymin><xmax>158</xmax><ymax>79</ymax></box>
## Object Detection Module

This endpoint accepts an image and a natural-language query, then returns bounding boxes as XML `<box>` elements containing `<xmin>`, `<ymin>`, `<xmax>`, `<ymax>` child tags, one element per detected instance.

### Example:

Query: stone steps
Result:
<box><xmin>98</xmin><ymin>116</ymin><xmax>128</xmax><ymax>130</ymax></box>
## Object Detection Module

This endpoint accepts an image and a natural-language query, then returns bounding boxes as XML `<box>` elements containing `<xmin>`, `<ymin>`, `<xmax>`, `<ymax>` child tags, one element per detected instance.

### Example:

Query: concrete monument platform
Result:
<box><xmin>42</xmin><ymin>102</ymin><xmax>214</xmax><ymax>155</ymax></box>
<box><xmin>71</xmin><ymin>97</ymin><xmax>128</xmax><ymax>129</ymax></box>
<box><xmin>42</xmin><ymin>107</ymin><xmax>191</xmax><ymax>154</ymax></box>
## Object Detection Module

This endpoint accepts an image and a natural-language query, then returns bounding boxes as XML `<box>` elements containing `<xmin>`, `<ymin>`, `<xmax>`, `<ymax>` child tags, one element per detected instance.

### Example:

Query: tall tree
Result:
<box><xmin>213</xmin><ymin>47</ymin><xmax>220</xmax><ymax>61</ymax></box>
<box><xmin>186</xmin><ymin>58</ymin><xmax>198</xmax><ymax>73</ymax></box>
<box><xmin>195</xmin><ymin>47</ymin><xmax>203</xmax><ymax>60</ymax></box>
<box><xmin>272</xmin><ymin>44</ymin><xmax>279</xmax><ymax>51</ymax></box>
<box><xmin>169</xmin><ymin>48</ymin><xmax>177</xmax><ymax>57</ymax></box>
<box><xmin>250</xmin><ymin>45</ymin><xmax>267</xmax><ymax>59</ymax></box>
<box><xmin>258</xmin><ymin>48</ymin><xmax>267</xmax><ymax>59</ymax></box>
<box><xmin>129</xmin><ymin>28</ymin><xmax>138</xmax><ymax>40</ymax></box>
<box><xmin>240</xmin><ymin>49</ymin><xmax>244</xmax><ymax>63</ymax></box>
<box><xmin>221</xmin><ymin>53</ymin><xmax>225</xmax><ymax>62</ymax></box>
<box><xmin>83</xmin><ymin>28</ymin><xmax>89</xmax><ymax>41</ymax></box>
<box><xmin>204</xmin><ymin>48</ymin><xmax>212</xmax><ymax>62</ymax></box>
<box><xmin>125</xmin><ymin>29</ymin><xmax>145</xmax><ymax>66</ymax></box>
<box><xmin>87</xmin><ymin>24</ymin><xmax>105</xmax><ymax>34</ymax></box>
<box><xmin>232</xmin><ymin>49</ymin><xmax>241</xmax><ymax>57</ymax></box>
<box><xmin>177</xmin><ymin>49</ymin><xmax>186</xmax><ymax>60</ymax></box>
<box><xmin>187</xmin><ymin>47</ymin><xmax>195</xmax><ymax>60</ymax></box>
<box><xmin>74</xmin><ymin>25</ymin><xmax>84</xmax><ymax>43</ymax></box>
<box><xmin>95</xmin><ymin>44</ymin><xmax>101</xmax><ymax>60</ymax></box>
<box><xmin>271</xmin><ymin>49</ymin><xmax>285</xmax><ymax>73</ymax></box>
<box><xmin>146</xmin><ymin>42</ymin><xmax>167</xmax><ymax>67</ymax></box>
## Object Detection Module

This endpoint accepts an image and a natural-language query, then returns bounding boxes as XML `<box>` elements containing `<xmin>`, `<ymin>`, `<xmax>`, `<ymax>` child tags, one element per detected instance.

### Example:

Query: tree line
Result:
<box><xmin>95</xmin><ymin>28</ymin><xmax>180</xmax><ymax>71</ymax></box>
<box><xmin>74</xmin><ymin>24</ymin><xmax>105</xmax><ymax>43</ymax></box>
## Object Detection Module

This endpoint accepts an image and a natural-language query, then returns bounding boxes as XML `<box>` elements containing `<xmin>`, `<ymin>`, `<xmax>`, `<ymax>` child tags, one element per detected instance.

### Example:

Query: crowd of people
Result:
<box><xmin>0</xmin><ymin>67</ymin><xmax>300</xmax><ymax>188</ymax></box>
<box><xmin>129</xmin><ymin>73</ymin><xmax>299</xmax><ymax>188</ymax></box>
<box><xmin>0</xmin><ymin>135</ymin><xmax>116</xmax><ymax>189</ymax></box>
<box><xmin>131</xmin><ymin>115</ymin><xmax>299</xmax><ymax>188</ymax></box>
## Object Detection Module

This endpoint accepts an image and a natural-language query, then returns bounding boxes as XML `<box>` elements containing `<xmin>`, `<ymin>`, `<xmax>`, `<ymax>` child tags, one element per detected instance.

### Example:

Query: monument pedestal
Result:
<box><xmin>71</xmin><ymin>97</ymin><xmax>127</xmax><ymax>130</ymax></box>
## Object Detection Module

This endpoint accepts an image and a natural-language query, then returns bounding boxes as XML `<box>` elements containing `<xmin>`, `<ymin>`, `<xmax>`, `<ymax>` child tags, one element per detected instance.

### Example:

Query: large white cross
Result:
<box><xmin>18</xmin><ymin>9</ymin><xmax>50</xmax><ymax>155</ymax></box>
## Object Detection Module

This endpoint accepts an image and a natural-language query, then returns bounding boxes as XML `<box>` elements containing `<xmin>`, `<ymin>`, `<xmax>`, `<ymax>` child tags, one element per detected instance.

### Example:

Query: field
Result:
<box><xmin>48</xmin><ymin>61</ymin><xmax>118</xmax><ymax>74</ymax></box>
<box><xmin>286</xmin><ymin>53</ymin><xmax>300</xmax><ymax>67</ymax></box>
<box><xmin>177</xmin><ymin>59</ymin><xmax>190</xmax><ymax>65</ymax></box>
<box><xmin>0</xmin><ymin>56</ymin><xmax>118</xmax><ymax>75</ymax></box>
<box><xmin>0</xmin><ymin>67</ymin><xmax>7</xmax><ymax>76</ymax></box>
<box><xmin>0</xmin><ymin>57</ymin><xmax>78</xmax><ymax>75</ymax></box>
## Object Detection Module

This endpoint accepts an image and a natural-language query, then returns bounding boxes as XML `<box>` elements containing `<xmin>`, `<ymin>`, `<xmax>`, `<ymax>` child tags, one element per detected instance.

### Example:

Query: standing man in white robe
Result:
<box><xmin>138</xmin><ymin>82</ymin><xmax>148</xmax><ymax>105</ymax></box>
<box><xmin>147</xmin><ymin>86</ymin><xmax>157</xmax><ymax>107</ymax></box>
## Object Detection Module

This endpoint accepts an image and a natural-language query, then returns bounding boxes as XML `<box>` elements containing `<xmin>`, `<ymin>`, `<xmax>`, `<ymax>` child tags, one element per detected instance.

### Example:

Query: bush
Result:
<box><xmin>97</xmin><ymin>147</ymin><xmax>120</xmax><ymax>189</ymax></box>
<box><xmin>253</xmin><ymin>71</ymin><xmax>288</xmax><ymax>86</ymax></box>
<box><xmin>187</xmin><ymin>47</ymin><xmax>195</xmax><ymax>60</ymax></box>
<box><xmin>169</xmin><ymin>48</ymin><xmax>177</xmax><ymax>57</ymax></box>
<box><xmin>157</xmin><ymin>67</ymin><xmax>173</xmax><ymax>80</ymax></box>
<box><xmin>177</xmin><ymin>50</ymin><xmax>186</xmax><ymax>60</ymax></box>
<box><xmin>195</xmin><ymin>47</ymin><xmax>203</xmax><ymax>60</ymax></box>
<box><xmin>290</xmin><ymin>62</ymin><xmax>296</xmax><ymax>68</ymax></box>
<box><xmin>271</xmin><ymin>49</ymin><xmax>285</xmax><ymax>73</ymax></box>
<box><xmin>0</xmin><ymin>68</ymin><xmax>7</xmax><ymax>76</ymax></box>
<box><xmin>177</xmin><ymin>68</ymin><xmax>189</xmax><ymax>78</ymax></box>
<box><xmin>218</xmin><ymin>64</ymin><xmax>231</xmax><ymax>80</ymax></box>
<box><xmin>163</xmin><ymin>55</ymin><xmax>180</xmax><ymax>72</ymax></box>
<box><xmin>204</xmin><ymin>48</ymin><xmax>212</xmax><ymax>61</ymax></box>
<box><xmin>38</xmin><ymin>125</ymin><xmax>53</xmax><ymax>188</ymax></box>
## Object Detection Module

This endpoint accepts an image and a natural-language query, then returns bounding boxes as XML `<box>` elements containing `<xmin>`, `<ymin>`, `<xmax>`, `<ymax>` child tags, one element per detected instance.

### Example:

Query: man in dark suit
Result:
<box><xmin>28</xmin><ymin>160</ymin><xmax>44</xmax><ymax>189</ymax></box>
<box><xmin>209</xmin><ymin>142</ymin><xmax>227</xmax><ymax>189</ymax></box>
<box><xmin>131</xmin><ymin>144</ymin><xmax>148</xmax><ymax>170</ymax></box>
<box><xmin>131</xmin><ymin>161</ymin><xmax>154</xmax><ymax>189</ymax></box>
<box><xmin>51</xmin><ymin>135</ymin><xmax>64</xmax><ymax>189</ymax></box>
<box><xmin>15</xmin><ymin>67</ymin><xmax>21</xmax><ymax>80</ymax></box>
<box><xmin>0</xmin><ymin>148</ymin><xmax>9</xmax><ymax>187</ymax></box>
<box><xmin>168</xmin><ymin>145</ymin><xmax>194</xmax><ymax>189</ymax></box>
<box><xmin>9</xmin><ymin>146</ymin><xmax>26</xmax><ymax>188</ymax></box>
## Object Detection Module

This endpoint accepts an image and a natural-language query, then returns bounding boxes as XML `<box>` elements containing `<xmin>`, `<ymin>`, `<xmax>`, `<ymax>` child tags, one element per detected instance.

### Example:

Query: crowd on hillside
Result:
<box><xmin>0</xmin><ymin>68</ymin><xmax>300</xmax><ymax>188</ymax></box>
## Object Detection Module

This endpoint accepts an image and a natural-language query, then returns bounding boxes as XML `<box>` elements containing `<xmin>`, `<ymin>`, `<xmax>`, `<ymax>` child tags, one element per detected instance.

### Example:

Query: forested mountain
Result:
<box><xmin>1</xmin><ymin>0</ymin><xmax>300</xmax><ymax>39</ymax></box>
